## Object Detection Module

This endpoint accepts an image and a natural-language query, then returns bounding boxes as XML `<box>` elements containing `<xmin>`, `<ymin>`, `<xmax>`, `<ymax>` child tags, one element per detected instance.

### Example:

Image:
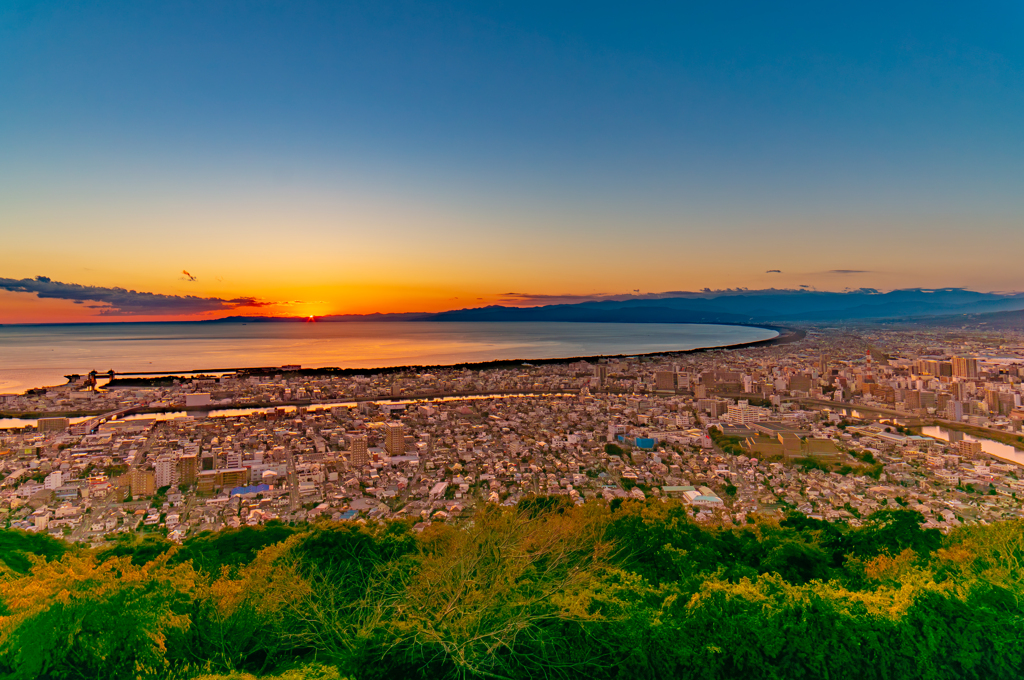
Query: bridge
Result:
<box><xmin>795</xmin><ymin>398</ymin><xmax>925</xmax><ymax>426</ymax></box>
<box><xmin>70</xmin><ymin>404</ymin><xmax>149</xmax><ymax>435</ymax></box>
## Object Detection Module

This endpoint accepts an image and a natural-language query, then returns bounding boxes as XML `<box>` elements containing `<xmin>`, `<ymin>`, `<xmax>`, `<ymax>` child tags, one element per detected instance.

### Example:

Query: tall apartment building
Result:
<box><xmin>654</xmin><ymin>371</ymin><xmax>676</xmax><ymax>393</ymax></box>
<box><xmin>906</xmin><ymin>390</ymin><xmax>922</xmax><ymax>410</ymax></box>
<box><xmin>952</xmin><ymin>356</ymin><xmax>979</xmax><ymax>379</ymax></box>
<box><xmin>178</xmin><ymin>454</ymin><xmax>198</xmax><ymax>486</ymax></box>
<box><xmin>950</xmin><ymin>381</ymin><xmax>969</xmax><ymax>401</ymax></box>
<box><xmin>194</xmin><ymin>468</ymin><xmax>247</xmax><ymax>494</ymax></box>
<box><xmin>915</xmin><ymin>359</ymin><xmax>951</xmax><ymax>377</ymax></box>
<box><xmin>130</xmin><ymin>468</ymin><xmax>156</xmax><ymax>497</ymax></box>
<box><xmin>155</xmin><ymin>456</ymin><xmax>177</xmax><ymax>489</ymax></box>
<box><xmin>349</xmin><ymin>434</ymin><xmax>369</xmax><ymax>467</ymax></box>
<box><xmin>956</xmin><ymin>440</ymin><xmax>982</xmax><ymax>458</ymax></box>
<box><xmin>697</xmin><ymin>398</ymin><xmax>727</xmax><ymax>418</ymax></box>
<box><xmin>201</xmin><ymin>451</ymin><xmax>216</xmax><ymax>471</ymax></box>
<box><xmin>219</xmin><ymin>468</ymin><xmax>248</xmax><ymax>489</ymax></box>
<box><xmin>37</xmin><ymin>417</ymin><xmax>70</xmax><ymax>434</ymax></box>
<box><xmin>989</xmin><ymin>391</ymin><xmax>1017</xmax><ymax>416</ymax></box>
<box><xmin>985</xmin><ymin>389</ymin><xmax>1002</xmax><ymax>415</ymax></box>
<box><xmin>593</xmin><ymin>364</ymin><xmax>608</xmax><ymax>386</ymax></box>
<box><xmin>385</xmin><ymin>421</ymin><xmax>406</xmax><ymax>455</ymax></box>
<box><xmin>607</xmin><ymin>423</ymin><xmax>625</xmax><ymax>442</ymax></box>
<box><xmin>726</xmin><ymin>400</ymin><xmax>759</xmax><ymax>425</ymax></box>
<box><xmin>788</xmin><ymin>375</ymin><xmax>812</xmax><ymax>393</ymax></box>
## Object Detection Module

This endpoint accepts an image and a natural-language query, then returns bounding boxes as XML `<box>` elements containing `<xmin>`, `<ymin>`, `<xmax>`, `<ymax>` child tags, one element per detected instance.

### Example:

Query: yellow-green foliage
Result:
<box><xmin>0</xmin><ymin>551</ymin><xmax>196</xmax><ymax>679</ymax></box>
<box><xmin>1</xmin><ymin>503</ymin><xmax>1023</xmax><ymax>679</ymax></box>
<box><xmin>192</xmin><ymin>663</ymin><xmax>344</xmax><ymax>680</ymax></box>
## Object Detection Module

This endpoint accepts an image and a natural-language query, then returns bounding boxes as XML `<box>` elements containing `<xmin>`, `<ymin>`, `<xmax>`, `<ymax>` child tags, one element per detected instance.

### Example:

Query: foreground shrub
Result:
<box><xmin>1</xmin><ymin>502</ymin><xmax>1022</xmax><ymax>679</ymax></box>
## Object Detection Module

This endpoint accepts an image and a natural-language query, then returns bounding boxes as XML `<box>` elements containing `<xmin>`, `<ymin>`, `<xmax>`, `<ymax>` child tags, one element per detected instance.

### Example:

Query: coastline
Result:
<box><xmin>0</xmin><ymin>324</ymin><xmax>799</xmax><ymax>405</ymax></box>
<box><xmin>99</xmin><ymin>325</ymin><xmax>800</xmax><ymax>382</ymax></box>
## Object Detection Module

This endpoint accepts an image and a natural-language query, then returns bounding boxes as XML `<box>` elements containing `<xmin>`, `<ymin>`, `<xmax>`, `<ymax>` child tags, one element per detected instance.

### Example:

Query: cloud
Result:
<box><xmin>0</xmin><ymin>276</ymin><xmax>272</xmax><ymax>316</ymax></box>
<box><xmin>766</xmin><ymin>270</ymin><xmax>782</xmax><ymax>274</ymax></box>
<box><xmin>181</xmin><ymin>270</ymin><xmax>197</xmax><ymax>282</ymax></box>
<box><xmin>499</xmin><ymin>289</ymin><xmax>780</xmax><ymax>306</ymax></box>
<box><xmin>498</xmin><ymin>292</ymin><xmax>622</xmax><ymax>305</ymax></box>
<box><xmin>826</xmin><ymin>270</ymin><xmax>871</xmax><ymax>274</ymax></box>
<box><xmin>501</xmin><ymin>291</ymin><xmax>676</xmax><ymax>304</ymax></box>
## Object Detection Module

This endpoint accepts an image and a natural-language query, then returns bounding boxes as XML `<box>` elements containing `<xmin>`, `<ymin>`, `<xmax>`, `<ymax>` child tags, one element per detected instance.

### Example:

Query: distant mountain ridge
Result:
<box><xmin>891</xmin><ymin>306</ymin><xmax>1024</xmax><ymax>330</ymax></box>
<box><xmin>207</xmin><ymin>288</ymin><xmax>1024</xmax><ymax>325</ymax></box>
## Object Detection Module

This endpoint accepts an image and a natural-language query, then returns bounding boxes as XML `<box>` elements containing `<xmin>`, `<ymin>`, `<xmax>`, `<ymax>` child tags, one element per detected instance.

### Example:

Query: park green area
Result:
<box><xmin>1</xmin><ymin>501</ymin><xmax>1022</xmax><ymax>679</ymax></box>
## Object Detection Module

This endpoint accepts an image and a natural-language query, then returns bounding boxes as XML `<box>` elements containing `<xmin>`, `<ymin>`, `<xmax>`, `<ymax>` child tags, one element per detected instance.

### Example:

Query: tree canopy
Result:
<box><xmin>1</xmin><ymin>503</ymin><xmax>1022</xmax><ymax>679</ymax></box>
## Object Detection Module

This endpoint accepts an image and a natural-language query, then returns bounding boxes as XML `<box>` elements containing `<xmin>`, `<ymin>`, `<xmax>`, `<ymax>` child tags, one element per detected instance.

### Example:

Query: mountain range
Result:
<box><xmin>213</xmin><ymin>288</ymin><xmax>1024</xmax><ymax>326</ymax></box>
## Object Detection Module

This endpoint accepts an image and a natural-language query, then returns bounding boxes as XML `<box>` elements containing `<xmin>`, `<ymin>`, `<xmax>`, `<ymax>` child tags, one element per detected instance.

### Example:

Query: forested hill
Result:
<box><xmin>2</xmin><ymin>502</ymin><xmax>1023</xmax><ymax>680</ymax></box>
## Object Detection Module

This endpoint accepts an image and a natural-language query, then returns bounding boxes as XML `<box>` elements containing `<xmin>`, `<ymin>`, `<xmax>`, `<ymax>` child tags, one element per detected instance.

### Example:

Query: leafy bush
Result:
<box><xmin>175</xmin><ymin>522</ymin><xmax>300</xmax><ymax>572</ymax></box>
<box><xmin>0</xmin><ymin>504</ymin><xmax>1021</xmax><ymax>679</ymax></box>
<box><xmin>0</xmin><ymin>528</ymin><xmax>68</xmax><ymax>574</ymax></box>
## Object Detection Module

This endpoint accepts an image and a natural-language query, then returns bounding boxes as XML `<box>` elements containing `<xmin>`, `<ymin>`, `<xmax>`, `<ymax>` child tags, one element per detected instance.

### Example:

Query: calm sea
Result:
<box><xmin>0</xmin><ymin>321</ymin><xmax>777</xmax><ymax>393</ymax></box>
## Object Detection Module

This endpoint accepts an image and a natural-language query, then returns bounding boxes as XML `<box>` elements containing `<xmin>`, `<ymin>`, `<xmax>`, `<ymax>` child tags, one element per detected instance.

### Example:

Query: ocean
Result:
<box><xmin>0</xmin><ymin>321</ymin><xmax>777</xmax><ymax>393</ymax></box>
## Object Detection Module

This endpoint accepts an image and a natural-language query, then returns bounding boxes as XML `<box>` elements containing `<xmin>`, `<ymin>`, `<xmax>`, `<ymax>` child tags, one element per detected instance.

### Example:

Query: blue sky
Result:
<box><xmin>1</xmin><ymin>1</ymin><xmax>1023</xmax><ymax>321</ymax></box>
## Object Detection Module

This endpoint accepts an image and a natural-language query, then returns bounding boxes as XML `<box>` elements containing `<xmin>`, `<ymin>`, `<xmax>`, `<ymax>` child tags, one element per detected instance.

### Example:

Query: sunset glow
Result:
<box><xmin>2</xmin><ymin>2</ymin><xmax>1022</xmax><ymax>324</ymax></box>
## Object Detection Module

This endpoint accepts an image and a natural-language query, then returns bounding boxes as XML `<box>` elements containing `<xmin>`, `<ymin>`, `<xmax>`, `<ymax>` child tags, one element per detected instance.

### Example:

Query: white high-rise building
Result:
<box><xmin>725</xmin><ymin>400</ymin><xmax>761</xmax><ymax>425</ymax></box>
<box><xmin>155</xmin><ymin>457</ymin><xmax>177</xmax><ymax>489</ymax></box>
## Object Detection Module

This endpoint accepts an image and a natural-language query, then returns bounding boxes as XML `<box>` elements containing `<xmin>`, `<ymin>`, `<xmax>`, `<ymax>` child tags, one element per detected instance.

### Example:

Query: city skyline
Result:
<box><xmin>2</xmin><ymin>1</ymin><xmax>1023</xmax><ymax>323</ymax></box>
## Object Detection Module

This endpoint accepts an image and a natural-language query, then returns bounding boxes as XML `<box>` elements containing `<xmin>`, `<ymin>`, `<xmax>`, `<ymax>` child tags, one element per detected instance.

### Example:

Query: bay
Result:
<box><xmin>0</xmin><ymin>321</ymin><xmax>777</xmax><ymax>393</ymax></box>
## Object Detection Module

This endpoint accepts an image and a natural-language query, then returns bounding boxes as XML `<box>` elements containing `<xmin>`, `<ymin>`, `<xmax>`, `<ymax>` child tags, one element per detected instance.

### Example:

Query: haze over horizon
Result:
<box><xmin>2</xmin><ymin>1</ymin><xmax>1023</xmax><ymax>323</ymax></box>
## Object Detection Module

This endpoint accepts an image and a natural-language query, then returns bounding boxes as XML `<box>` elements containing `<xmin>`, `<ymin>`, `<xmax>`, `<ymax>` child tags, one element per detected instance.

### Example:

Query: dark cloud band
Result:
<box><xmin>0</xmin><ymin>276</ymin><xmax>271</xmax><ymax>316</ymax></box>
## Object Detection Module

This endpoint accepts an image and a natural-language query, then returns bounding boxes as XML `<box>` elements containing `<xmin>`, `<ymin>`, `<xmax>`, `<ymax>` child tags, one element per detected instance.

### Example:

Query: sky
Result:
<box><xmin>1</xmin><ymin>0</ymin><xmax>1023</xmax><ymax>323</ymax></box>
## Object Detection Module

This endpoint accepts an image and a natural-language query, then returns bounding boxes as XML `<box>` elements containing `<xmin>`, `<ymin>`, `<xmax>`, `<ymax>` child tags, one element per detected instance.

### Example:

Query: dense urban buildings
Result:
<box><xmin>3</xmin><ymin>326</ymin><xmax>1024</xmax><ymax>542</ymax></box>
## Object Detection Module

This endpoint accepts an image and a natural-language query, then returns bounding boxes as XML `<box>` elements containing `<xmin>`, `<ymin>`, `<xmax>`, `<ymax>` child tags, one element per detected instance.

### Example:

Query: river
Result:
<box><xmin>0</xmin><ymin>392</ymin><xmax>578</xmax><ymax>430</ymax></box>
<box><xmin>920</xmin><ymin>425</ymin><xmax>1024</xmax><ymax>467</ymax></box>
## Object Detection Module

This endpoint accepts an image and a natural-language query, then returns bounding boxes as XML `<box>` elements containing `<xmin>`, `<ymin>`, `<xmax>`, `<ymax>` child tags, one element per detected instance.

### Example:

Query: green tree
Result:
<box><xmin>0</xmin><ymin>529</ymin><xmax>69</xmax><ymax>574</ymax></box>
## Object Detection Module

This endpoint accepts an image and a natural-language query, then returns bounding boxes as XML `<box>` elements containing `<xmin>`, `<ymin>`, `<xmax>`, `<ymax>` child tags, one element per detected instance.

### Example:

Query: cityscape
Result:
<box><xmin>3</xmin><ymin>1</ymin><xmax>1024</xmax><ymax>678</ymax></box>
<box><xmin>6</xmin><ymin>326</ymin><xmax>1024</xmax><ymax>542</ymax></box>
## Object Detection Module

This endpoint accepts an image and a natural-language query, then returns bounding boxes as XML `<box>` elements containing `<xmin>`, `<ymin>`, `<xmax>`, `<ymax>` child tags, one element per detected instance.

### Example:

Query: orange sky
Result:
<box><xmin>2</xmin><ymin>181</ymin><xmax>1021</xmax><ymax>324</ymax></box>
<box><xmin>3</xmin><ymin>2</ymin><xmax>1024</xmax><ymax>325</ymax></box>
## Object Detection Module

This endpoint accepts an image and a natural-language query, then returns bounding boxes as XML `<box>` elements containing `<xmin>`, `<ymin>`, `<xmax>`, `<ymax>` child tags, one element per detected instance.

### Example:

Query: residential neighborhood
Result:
<box><xmin>4</xmin><ymin>326</ymin><xmax>1024</xmax><ymax>544</ymax></box>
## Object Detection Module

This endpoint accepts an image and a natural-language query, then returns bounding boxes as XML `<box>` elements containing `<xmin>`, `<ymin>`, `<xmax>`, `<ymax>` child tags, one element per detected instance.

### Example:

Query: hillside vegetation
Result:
<box><xmin>1</xmin><ymin>501</ymin><xmax>1023</xmax><ymax>679</ymax></box>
